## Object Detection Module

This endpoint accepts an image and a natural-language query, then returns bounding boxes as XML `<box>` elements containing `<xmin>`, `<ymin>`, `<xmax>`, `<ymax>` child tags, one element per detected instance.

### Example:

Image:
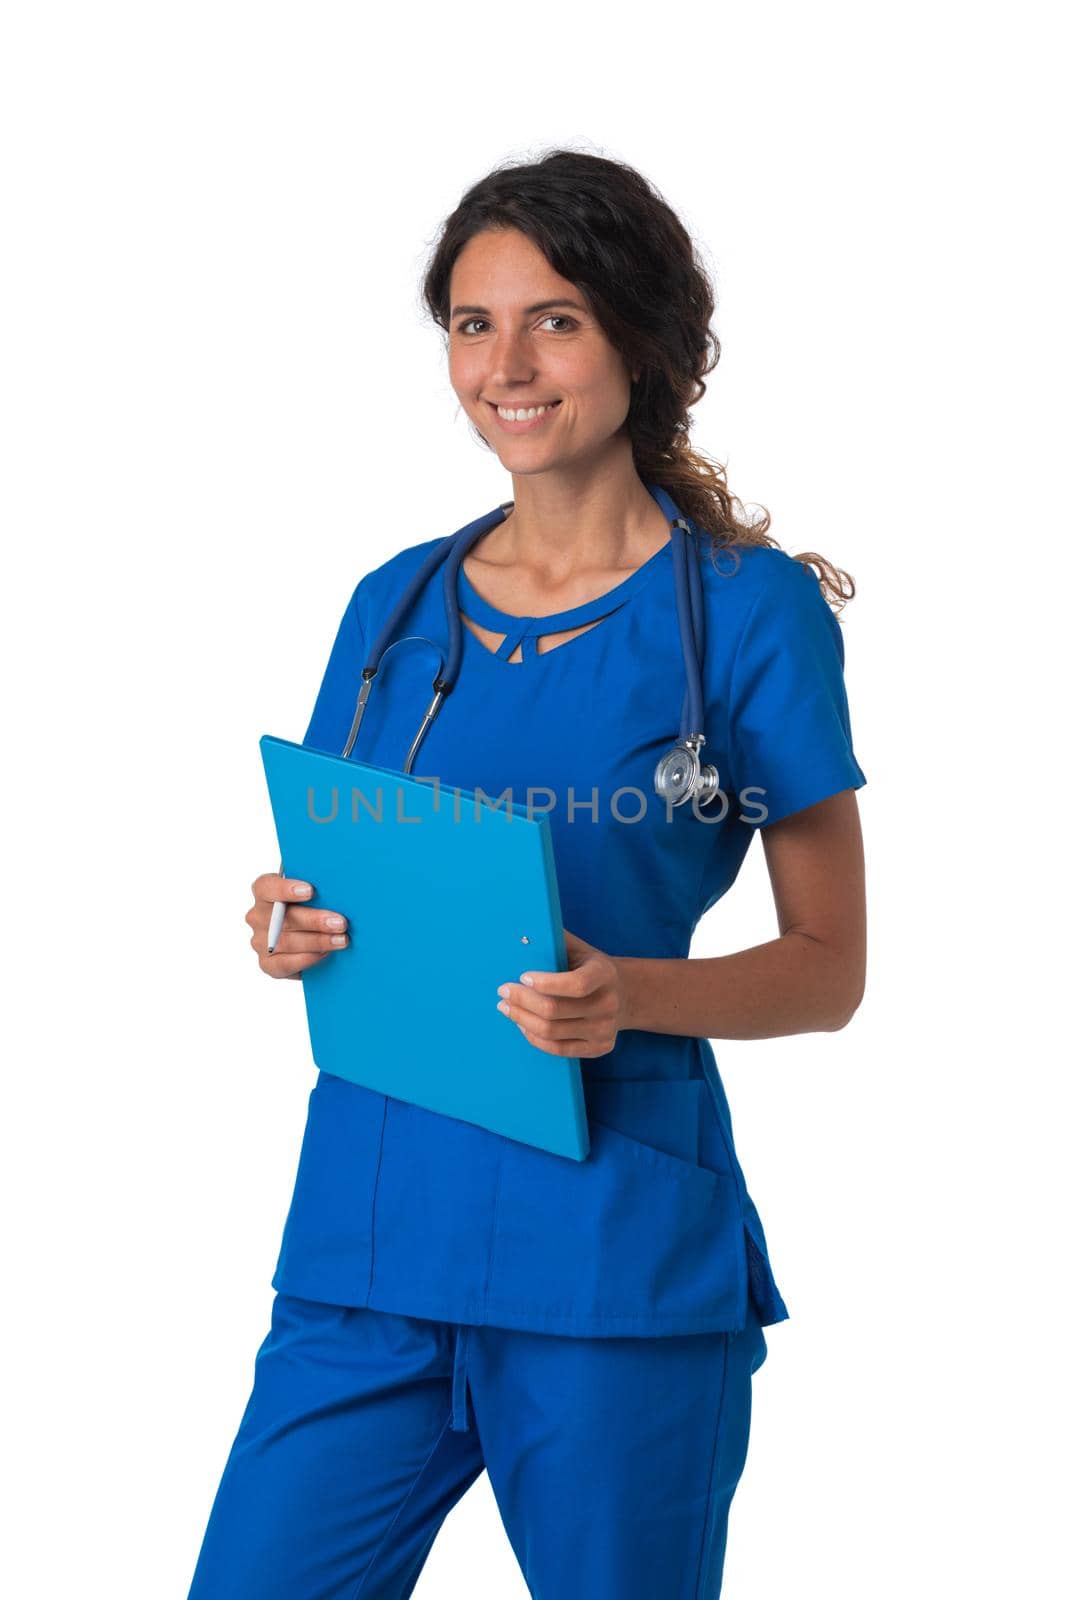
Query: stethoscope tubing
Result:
<box><xmin>669</xmin><ymin>512</ymin><xmax>706</xmax><ymax>743</ymax></box>
<box><xmin>345</xmin><ymin>481</ymin><xmax>709</xmax><ymax>779</ymax></box>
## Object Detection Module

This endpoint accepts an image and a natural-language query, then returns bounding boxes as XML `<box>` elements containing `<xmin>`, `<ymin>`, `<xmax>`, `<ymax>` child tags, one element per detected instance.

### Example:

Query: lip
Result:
<box><xmin>484</xmin><ymin>399</ymin><xmax>562</xmax><ymax>435</ymax></box>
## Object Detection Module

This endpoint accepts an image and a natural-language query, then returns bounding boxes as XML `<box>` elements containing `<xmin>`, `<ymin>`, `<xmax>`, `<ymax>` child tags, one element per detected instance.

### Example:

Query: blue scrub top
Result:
<box><xmin>270</xmin><ymin>507</ymin><xmax>867</xmax><ymax>1337</ymax></box>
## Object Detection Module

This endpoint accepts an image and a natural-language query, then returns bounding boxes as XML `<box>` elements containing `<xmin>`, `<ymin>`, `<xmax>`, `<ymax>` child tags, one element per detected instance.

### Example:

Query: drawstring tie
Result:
<box><xmin>450</xmin><ymin>1325</ymin><xmax>471</xmax><ymax>1432</ymax></box>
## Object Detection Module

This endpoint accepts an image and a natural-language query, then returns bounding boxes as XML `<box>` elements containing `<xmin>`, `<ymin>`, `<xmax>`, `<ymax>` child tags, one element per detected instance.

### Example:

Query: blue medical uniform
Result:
<box><xmin>188</xmin><ymin>512</ymin><xmax>866</xmax><ymax>1598</ymax></box>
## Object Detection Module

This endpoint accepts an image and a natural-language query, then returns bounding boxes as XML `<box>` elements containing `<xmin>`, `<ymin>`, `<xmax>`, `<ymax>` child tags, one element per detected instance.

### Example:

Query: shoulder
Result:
<box><xmin>345</xmin><ymin>534</ymin><xmax>451</xmax><ymax>621</ymax></box>
<box><xmin>696</xmin><ymin>534</ymin><xmax>820</xmax><ymax>605</ymax></box>
<box><xmin>692</xmin><ymin>534</ymin><xmax>833</xmax><ymax>646</ymax></box>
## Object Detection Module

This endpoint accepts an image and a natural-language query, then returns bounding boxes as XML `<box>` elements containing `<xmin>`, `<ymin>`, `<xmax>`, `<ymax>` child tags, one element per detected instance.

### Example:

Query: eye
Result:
<box><xmin>453</xmin><ymin>314</ymin><xmax>578</xmax><ymax>336</ymax></box>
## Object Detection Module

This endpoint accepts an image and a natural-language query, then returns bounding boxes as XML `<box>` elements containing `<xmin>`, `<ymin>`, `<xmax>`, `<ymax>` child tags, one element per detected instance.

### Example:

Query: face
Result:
<box><xmin>447</xmin><ymin>227</ymin><xmax>638</xmax><ymax>473</ymax></box>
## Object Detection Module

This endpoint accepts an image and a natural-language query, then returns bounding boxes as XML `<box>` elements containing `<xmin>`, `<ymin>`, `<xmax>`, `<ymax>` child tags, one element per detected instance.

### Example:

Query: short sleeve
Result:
<box><xmin>727</xmin><ymin>559</ymin><xmax>866</xmax><ymax>828</ymax></box>
<box><xmin>301</xmin><ymin>577</ymin><xmax>369</xmax><ymax>753</ymax></box>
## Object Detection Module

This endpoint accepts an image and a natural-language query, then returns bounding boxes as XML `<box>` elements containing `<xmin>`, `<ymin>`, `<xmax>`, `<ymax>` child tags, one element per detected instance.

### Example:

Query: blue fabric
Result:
<box><xmin>271</xmin><ymin>507</ymin><xmax>866</xmax><ymax>1336</ymax></box>
<box><xmin>187</xmin><ymin>1290</ymin><xmax>769</xmax><ymax>1599</ymax></box>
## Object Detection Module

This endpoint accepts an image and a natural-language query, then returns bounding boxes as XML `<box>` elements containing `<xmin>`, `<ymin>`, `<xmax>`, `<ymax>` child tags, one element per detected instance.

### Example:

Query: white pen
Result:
<box><xmin>267</xmin><ymin>866</ymin><xmax>312</xmax><ymax>954</ymax></box>
<box><xmin>266</xmin><ymin>864</ymin><xmax>288</xmax><ymax>954</ymax></box>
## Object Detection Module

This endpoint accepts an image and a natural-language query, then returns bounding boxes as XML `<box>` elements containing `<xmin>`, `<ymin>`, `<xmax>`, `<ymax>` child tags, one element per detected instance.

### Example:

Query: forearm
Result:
<box><xmin>615</xmin><ymin>931</ymin><xmax>861</xmax><ymax>1041</ymax></box>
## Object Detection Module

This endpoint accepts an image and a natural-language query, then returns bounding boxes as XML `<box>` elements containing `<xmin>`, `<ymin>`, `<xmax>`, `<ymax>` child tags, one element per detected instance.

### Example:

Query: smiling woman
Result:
<box><xmin>188</xmin><ymin>147</ymin><xmax>868</xmax><ymax>1600</ymax></box>
<box><xmin>447</xmin><ymin>231</ymin><xmax>646</xmax><ymax>495</ymax></box>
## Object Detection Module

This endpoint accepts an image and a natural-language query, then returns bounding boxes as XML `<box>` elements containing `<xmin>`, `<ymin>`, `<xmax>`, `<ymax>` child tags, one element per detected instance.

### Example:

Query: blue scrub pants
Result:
<box><xmin>186</xmin><ymin>1290</ymin><xmax>768</xmax><ymax>1599</ymax></box>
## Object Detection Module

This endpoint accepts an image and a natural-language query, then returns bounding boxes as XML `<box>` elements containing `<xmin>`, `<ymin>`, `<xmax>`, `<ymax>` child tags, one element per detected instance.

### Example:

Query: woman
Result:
<box><xmin>188</xmin><ymin>149</ymin><xmax>867</xmax><ymax>1598</ymax></box>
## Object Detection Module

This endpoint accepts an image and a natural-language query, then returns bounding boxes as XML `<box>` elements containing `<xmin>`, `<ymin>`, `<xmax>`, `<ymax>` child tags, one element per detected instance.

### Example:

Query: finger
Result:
<box><xmin>265</xmin><ymin>948</ymin><xmax>334</xmax><ymax>980</ymax></box>
<box><xmin>515</xmin><ymin>1027</ymin><xmax>604</xmax><ymax>1056</ymax></box>
<box><xmin>508</xmin><ymin>1009</ymin><xmax>606</xmax><ymax>1040</ymax></box>
<box><xmin>500</xmin><ymin>978</ymin><xmax>615</xmax><ymax>1015</ymax></box>
<box><xmin>498</xmin><ymin>989</ymin><xmax>597</xmax><ymax>1024</ymax></box>
<box><xmin>248</xmin><ymin>904</ymin><xmax>348</xmax><ymax>935</ymax></box>
<box><xmin>252</xmin><ymin>929</ymin><xmax>348</xmax><ymax>958</ymax></box>
<box><xmin>251</xmin><ymin>874</ymin><xmax>316</xmax><ymax>905</ymax></box>
<box><xmin>517</xmin><ymin>965</ymin><xmax>600</xmax><ymax>998</ymax></box>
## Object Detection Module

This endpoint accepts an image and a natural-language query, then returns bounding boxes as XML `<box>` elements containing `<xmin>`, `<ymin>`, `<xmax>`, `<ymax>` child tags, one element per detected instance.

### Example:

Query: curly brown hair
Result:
<box><xmin>420</xmin><ymin>146</ymin><xmax>855</xmax><ymax>614</ymax></box>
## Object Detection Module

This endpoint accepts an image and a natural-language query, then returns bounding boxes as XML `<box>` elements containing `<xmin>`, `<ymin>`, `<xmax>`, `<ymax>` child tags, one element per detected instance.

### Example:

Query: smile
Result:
<box><xmin>486</xmin><ymin>399</ymin><xmax>562</xmax><ymax>432</ymax></box>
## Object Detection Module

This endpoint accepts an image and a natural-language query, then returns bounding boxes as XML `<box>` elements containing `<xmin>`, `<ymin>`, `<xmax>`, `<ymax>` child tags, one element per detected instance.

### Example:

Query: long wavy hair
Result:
<box><xmin>420</xmin><ymin>147</ymin><xmax>855</xmax><ymax>613</ymax></box>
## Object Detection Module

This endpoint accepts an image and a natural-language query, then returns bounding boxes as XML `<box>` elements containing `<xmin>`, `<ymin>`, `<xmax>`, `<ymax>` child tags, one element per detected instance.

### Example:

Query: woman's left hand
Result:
<box><xmin>496</xmin><ymin>929</ymin><xmax>630</xmax><ymax>1058</ymax></box>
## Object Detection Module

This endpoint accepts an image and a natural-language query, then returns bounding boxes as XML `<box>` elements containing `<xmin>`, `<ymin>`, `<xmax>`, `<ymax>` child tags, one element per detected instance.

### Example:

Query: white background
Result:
<box><xmin>3</xmin><ymin>3</ymin><xmax>1063</xmax><ymax>1595</ymax></box>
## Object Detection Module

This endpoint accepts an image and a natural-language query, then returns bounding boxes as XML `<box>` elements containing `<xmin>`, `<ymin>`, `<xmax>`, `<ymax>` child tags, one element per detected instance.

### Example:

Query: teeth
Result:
<box><xmin>494</xmin><ymin>402</ymin><xmax>557</xmax><ymax>422</ymax></box>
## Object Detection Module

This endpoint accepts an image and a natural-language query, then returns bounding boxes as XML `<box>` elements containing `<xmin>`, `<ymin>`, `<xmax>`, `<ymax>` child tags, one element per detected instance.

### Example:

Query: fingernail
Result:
<box><xmin>325</xmin><ymin>915</ymin><xmax>346</xmax><ymax>930</ymax></box>
<box><xmin>292</xmin><ymin>882</ymin><xmax>312</xmax><ymax>896</ymax></box>
<box><xmin>520</xmin><ymin>973</ymin><xmax>534</xmax><ymax>986</ymax></box>
<box><xmin>330</xmin><ymin>934</ymin><xmax>347</xmax><ymax>946</ymax></box>
<box><xmin>497</xmin><ymin>1000</ymin><xmax>510</xmax><ymax>1015</ymax></box>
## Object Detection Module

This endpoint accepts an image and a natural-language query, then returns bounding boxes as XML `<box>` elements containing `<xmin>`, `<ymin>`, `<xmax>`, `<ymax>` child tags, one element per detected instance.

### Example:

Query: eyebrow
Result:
<box><xmin>449</xmin><ymin>297</ymin><xmax>586</xmax><ymax>322</ymax></box>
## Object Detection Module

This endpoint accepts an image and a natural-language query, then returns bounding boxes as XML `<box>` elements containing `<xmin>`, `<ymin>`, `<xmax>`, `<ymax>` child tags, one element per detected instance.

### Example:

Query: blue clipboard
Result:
<box><xmin>260</xmin><ymin>735</ymin><xmax>590</xmax><ymax>1161</ymax></box>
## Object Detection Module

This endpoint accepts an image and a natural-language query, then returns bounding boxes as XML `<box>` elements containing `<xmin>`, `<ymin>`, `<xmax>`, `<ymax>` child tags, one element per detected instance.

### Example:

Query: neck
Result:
<box><xmin>493</xmin><ymin>453</ymin><xmax>669</xmax><ymax>578</ymax></box>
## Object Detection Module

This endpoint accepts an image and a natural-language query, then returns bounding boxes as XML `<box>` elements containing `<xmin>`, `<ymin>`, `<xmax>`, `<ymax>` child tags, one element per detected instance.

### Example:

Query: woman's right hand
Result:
<box><xmin>246</xmin><ymin>874</ymin><xmax>349</xmax><ymax>980</ymax></box>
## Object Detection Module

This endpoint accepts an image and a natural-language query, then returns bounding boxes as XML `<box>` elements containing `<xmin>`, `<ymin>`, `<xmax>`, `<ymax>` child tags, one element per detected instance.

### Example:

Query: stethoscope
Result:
<box><xmin>341</xmin><ymin>479</ymin><xmax>720</xmax><ymax>809</ymax></box>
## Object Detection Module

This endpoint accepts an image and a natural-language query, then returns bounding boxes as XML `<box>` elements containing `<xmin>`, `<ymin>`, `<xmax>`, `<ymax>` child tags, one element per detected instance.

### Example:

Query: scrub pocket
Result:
<box><xmin>486</xmin><ymin>1076</ymin><xmax>749</xmax><ymax>1336</ymax></box>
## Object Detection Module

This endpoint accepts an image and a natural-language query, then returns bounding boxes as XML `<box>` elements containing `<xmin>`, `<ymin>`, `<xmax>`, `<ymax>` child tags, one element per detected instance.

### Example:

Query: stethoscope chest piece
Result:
<box><xmin>654</xmin><ymin>734</ymin><xmax>720</xmax><ymax>808</ymax></box>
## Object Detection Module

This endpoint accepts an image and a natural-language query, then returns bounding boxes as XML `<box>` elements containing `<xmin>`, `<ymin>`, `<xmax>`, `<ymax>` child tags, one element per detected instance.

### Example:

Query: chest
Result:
<box><xmin>351</xmin><ymin>583</ymin><xmax>749</xmax><ymax>956</ymax></box>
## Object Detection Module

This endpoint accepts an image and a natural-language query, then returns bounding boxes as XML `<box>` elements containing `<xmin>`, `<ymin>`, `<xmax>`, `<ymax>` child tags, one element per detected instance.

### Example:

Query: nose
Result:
<box><xmin>487</xmin><ymin>326</ymin><xmax>537</xmax><ymax>389</ymax></box>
